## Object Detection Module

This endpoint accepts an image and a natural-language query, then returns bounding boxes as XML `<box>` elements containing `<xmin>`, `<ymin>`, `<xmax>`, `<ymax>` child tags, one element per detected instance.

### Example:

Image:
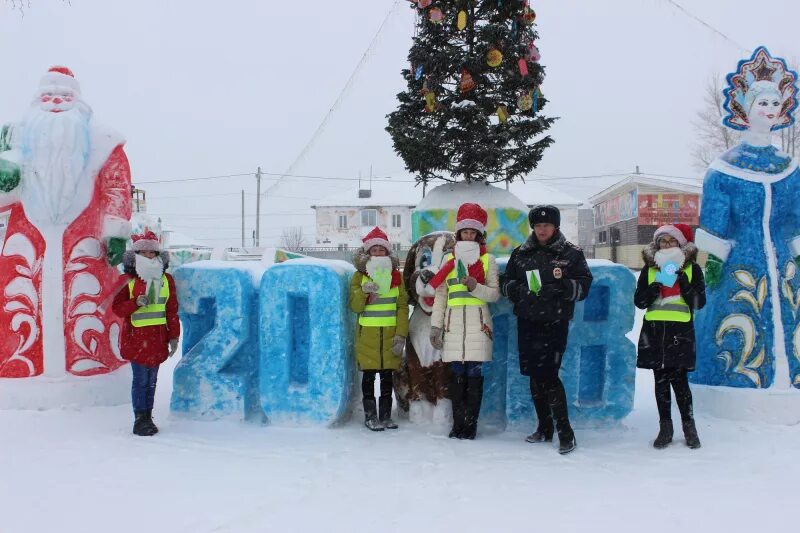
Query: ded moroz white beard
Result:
<box><xmin>135</xmin><ymin>254</ymin><xmax>165</xmax><ymax>303</ymax></box>
<box><xmin>454</xmin><ymin>240</ymin><xmax>480</xmax><ymax>266</ymax></box>
<box><xmin>654</xmin><ymin>246</ymin><xmax>685</xmax><ymax>269</ymax></box>
<box><xmin>20</xmin><ymin>101</ymin><xmax>92</xmax><ymax>224</ymax></box>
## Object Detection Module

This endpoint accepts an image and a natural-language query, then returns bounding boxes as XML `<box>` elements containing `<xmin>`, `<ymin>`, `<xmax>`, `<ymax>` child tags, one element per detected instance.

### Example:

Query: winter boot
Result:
<box><xmin>547</xmin><ymin>380</ymin><xmax>576</xmax><ymax>454</ymax></box>
<box><xmin>143</xmin><ymin>409</ymin><xmax>159</xmax><ymax>435</ymax></box>
<box><xmin>526</xmin><ymin>382</ymin><xmax>554</xmax><ymax>443</ymax></box>
<box><xmin>682</xmin><ymin>418</ymin><xmax>701</xmax><ymax>449</ymax></box>
<box><xmin>379</xmin><ymin>395</ymin><xmax>398</xmax><ymax>430</ymax></box>
<box><xmin>461</xmin><ymin>376</ymin><xmax>484</xmax><ymax>440</ymax></box>
<box><xmin>363</xmin><ymin>397</ymin><xmax>384</xmax><ymax>432</ymax></box>
<box><xmin>133</xmin><ymin>411</ymin><xmax>154</xmax><ymax>436</ymax></box>
<box><xmin>448</xmin><ymin>374</ymin><xmax>467</xmax><ymax>439</ymax></box>
<box><xmin>653</xmin><ymin>419</ymin><xmax>673</xmax><ymax>449</ymax></box>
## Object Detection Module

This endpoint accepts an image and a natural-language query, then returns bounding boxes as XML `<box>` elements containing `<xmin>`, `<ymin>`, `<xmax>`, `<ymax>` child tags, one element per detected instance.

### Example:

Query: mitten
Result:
<box><xmin>106</xmin><ymin>237</ymin><xmax>127</xmax><ymax>267</ymax></box>
<box><xmin>462</xmin><ymin>276</ymin><xmax>478</xmax><ymax>292</ymax></box>
<box><xmin>429</xmin><ymin>326</ymin><xmax>444</xmax><ymax>350</ymax></box>
<box><xmin>135</xmin><ymin>295</ymin><xmax>149</xmax><ymax>307</ymax></box>
<box><xmin>168</xmin><ymin>338</ymin><xmax>179</xmax><ymax>357</ymax></box>
<box><xmin>362</xmin><ymin>281</ymin><xmax>380</xmax><ymax>294</ymax></box>
<box><xmin>391</xmin><ymin>335</ymin><xmax>405</xmax><ymax>356</ymax></box>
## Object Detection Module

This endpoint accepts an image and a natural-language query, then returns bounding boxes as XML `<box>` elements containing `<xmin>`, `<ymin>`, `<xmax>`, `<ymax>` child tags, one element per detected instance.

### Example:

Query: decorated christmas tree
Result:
<box><xmin>387</xmin><ymin>0</ymin><xmax>555</xmax><ymax>185</ymax></box>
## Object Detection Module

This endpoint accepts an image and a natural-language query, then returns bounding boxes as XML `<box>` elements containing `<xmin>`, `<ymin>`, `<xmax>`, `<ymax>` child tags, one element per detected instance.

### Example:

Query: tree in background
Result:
<box><xmin>280</xmin><ymin>226</ymin><xmax>306</xmax><ymax>251</ymax></box>
<box><xmin>387</xmin><ymin>0</ymin><xmax>555</xmax><ymax>185</ymax></box>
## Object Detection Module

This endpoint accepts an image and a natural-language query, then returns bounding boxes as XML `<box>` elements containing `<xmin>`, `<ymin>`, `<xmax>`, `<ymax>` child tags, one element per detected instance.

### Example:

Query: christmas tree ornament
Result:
<box><xmin>521</xmin><ymin>2</ymin><xmax>536</xmax><ymax>25</ymax></box>
<box><xmin>518</xmin><ymin>58</ymin><xmax>529</xmax><ymax>77</ymax></box>
<box><xmin>429</xmin><ymin>7</ymin><xmax>444</xmax><ymax>24</ymax></box>
<box><xmin>497</xmin><ymin>105</ymin><xmax>509</xmax><ymax>123</ymax></box>
<box><xmin>418</xmin><ymin>0</ymin><xmax>432</xmax><ymax>8</ymax></box>
<box><xmin>510</xmin><ymin>19</ymin><xmax>518</xmax><ymax>40</ymax></box>
<box><xmin>415</xmin><ymin>64</ymin><xmax>424</xmax><ymax>80</ymax></box>
<box><xmin>459</xmin><ymin>69</ymin><xmax>476</xmax><ymax>93</ymax></box>
<box><xmin>532</xmin><ymin>86</ymin><xmax>542</xmax><ymax>113</ymax></box>
<box><xmin>457</xmin><ymin>10</ymin><xmax>467</xmax><ymax>30</ymax></box>
<box><xmin>486</xmin><ymin>48</ymin><xmax>503</xmax><ymax>67</ymax></box>
<box><xmin>527</xmin><ymin>42</ymin><xmax>541</xmax><ymax>62</ymax></box>
<box><xmin>517</xmin><ymin>90</ymin><xmax>533</xmax><ymax>111</ymax></box>
<box><xmin>424</xmin><ymin>90</ymin><xmax>438</xmax><ymax>113</ymax></box>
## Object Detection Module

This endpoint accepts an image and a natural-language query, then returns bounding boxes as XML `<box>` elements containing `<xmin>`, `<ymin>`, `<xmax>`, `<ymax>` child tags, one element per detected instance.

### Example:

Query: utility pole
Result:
<box><xmin>255</xmin><ymin>166</ymin><xmax>262</xmax><ymax>248</ymax></box>
<box><xmin>241</xmin><ymin>189</ymin><xmax>245</xmax><ymax>248</ymax></box>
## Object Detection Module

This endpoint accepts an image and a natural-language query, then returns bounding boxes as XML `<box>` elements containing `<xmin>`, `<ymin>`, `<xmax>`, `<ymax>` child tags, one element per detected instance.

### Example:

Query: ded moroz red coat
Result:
<box><xmin>112</xmin><ymin>251</ymin><xmax>180</xmax><ymax>368</ymax></box>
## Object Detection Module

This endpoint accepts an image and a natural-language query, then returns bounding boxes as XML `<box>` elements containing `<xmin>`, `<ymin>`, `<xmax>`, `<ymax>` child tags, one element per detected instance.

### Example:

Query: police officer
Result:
<box><xmin>500</xmin><ymin>205</ymin><xmax>592</xmax><ymax>454</ymax></box>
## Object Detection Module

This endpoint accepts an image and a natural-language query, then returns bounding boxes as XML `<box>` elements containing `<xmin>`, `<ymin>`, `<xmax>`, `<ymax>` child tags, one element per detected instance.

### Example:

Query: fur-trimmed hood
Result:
<box><xmin>352</xmin><ymin>247</ymin><xmax>399</xmax><ymax>274</ymax></box>
<box><xmin>122</xmin><ymin>250</ymin><xmax>171</xmax><ymax>277</ymax></box>
<box><xmin>641</xmin><ymin>242</ymin><xmax>698</xmax><ymax>268</ymax></box>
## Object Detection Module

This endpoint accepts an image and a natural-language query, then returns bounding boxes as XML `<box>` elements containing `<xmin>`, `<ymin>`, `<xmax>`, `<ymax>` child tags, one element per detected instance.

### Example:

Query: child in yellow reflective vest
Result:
<box><xmin>349</xmin><ymin>227</ymin><xmax>409</xmax><ymax>431</ymax></box>
<box><xmin>634</xmin><ymin>224</ymin><xmax>705</xmax><ymax>449</ymax></box>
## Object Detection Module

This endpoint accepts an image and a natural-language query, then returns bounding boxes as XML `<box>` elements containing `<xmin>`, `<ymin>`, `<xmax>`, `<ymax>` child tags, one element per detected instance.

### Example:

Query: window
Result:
<box><xmin>337</xmin><ymin>243</ymin><xmax>349</xmax><ymax>251</ymax></box>
<box><xmin>392</xmin><ymin>242</ymin><xmax>402</xmax><ymax>252</ymax></box>
<box><xmin>598</xmin><ymin>231</ymin><xmax>608</xmax><ymax>244</ymax></box>
<box><xmin>337</xmin><ymin>214</ymin><xmax>347</xmax><ymax>229</ymax></box>
<box><xmin>392</xmin><ymin>214</ymin><xmax>402</xmax><ymax>228</ymax></box>
<box><xmin>361</xmin><ymin>209</ymin><xmax>377</xmax><ymax>227</ymax></box>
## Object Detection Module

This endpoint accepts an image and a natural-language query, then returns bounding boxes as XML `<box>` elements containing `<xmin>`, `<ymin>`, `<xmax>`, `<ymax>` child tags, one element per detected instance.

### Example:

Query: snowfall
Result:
<box><xmin>1</xmin><ymin>308</ymin><xmax>798</xmax><ymax>533</ymax></box>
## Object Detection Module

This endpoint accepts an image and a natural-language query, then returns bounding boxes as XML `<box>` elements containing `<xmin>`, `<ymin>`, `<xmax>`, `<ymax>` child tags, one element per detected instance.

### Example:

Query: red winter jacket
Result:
<box><xmin>112</xmin><ymin>274</ymin><xmax>180</xmax><ymax>368</ymax></box>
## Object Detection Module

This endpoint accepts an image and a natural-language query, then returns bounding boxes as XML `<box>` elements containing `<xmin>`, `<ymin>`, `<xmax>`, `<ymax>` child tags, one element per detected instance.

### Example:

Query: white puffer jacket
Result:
<box><xmin>430</xmin><ymin>255</ymin><xmax>500</xmax><ymax>363</ymax></box>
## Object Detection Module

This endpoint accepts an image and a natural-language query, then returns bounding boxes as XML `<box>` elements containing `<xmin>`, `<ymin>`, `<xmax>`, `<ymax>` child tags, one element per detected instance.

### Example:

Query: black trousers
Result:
<box><xmin>362</xmin><ymin>370</ymin><xmax>393</xmax><ymax>399</ymax></box>
<box><xmin>653</xmin><ymin>368</ymin><xmax>694</xmax><ymax>422</ymax></box>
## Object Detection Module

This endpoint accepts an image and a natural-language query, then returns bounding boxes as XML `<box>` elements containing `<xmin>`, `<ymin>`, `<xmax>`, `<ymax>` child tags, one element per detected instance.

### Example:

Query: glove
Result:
<box><xmin>429</xmin><ymin>326</ymin><xmax>444</xmax><ymax>350</ymax></box>
<box><xmin>168</xmin><ymin>338</ymin><xmax>179</xmax><ymax>357</ymax></box>
<box><xmin>106</xmin><ymin>237</ymin><xmax>127</xmax><ymax>267</ymax></box>
<box><xmin>135</xmin><ymin>295</ymin><xmax>149</xmax><ymax>307</ymax></box>
<box><xmin>705</xmin><ymin>254</ymin><xmax>723</xmax><ymax>289</ymax></box>
<box><xmin>362</xmin><ymin>281</ymin><xmax>380</xmax><ymax>294</ymax></box>
<box><xmin>419</xmin><ymin>269</ymin><xmax>435</xmax><ymax>284</ymax></box>
<box><xmin>0</xmin><ymin>158</ymin><xmax>21</xmax><ymax>192</ymax></box>
<box><xmin>538</xmin><ymin>282</ymin><xmax>564</xmax><ymax>300</ymax></box>
<box><xmin>676</xmin><ymin>269</ymin><xmax>691</xmax><ymax>292</ymax></box>
<box><xmin>502</xmin><ymin>280</ymin><xmax>526</xmax><ymax>302</ymax></box>
<box><xmin>462</xmin><ymin>276</ymin><xmax>478</xmax><ymax>291</ymax></box>
<box><xmin>391</xmin><ymin>335</ymin><xmax>405</xmax><ymax>356</ymax></box>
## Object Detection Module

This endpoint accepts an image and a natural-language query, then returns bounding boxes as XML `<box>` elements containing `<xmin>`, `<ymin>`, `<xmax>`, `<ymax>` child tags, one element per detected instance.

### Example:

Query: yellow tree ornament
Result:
<box><xmin>497</xmin><ymin>105</ymin><xmax>509</xmax><ymax>123</ymax></box>
<box><xmin>517</xmin><ymin>91</ymin><xmax>533</xmax><ymax>112</ymax></box>
<box><xmin>486</xmin><ymin>48</ymin><xmax>503</xmax><ymax>67</ymax></box>
<box><xmin>457</xmin><ymin>10</ymin><xmax>467</xmax><ymax>30</ymax></box>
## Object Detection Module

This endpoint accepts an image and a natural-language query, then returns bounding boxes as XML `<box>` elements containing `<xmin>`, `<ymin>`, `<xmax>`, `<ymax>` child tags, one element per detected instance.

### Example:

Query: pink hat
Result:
<box><xmin>455</xmin><ymin>203</ymin><xmax>488</xmax><ymax>234</ymax></box>
<box><xmin>654</xmin><ymin>224</ymin><xmax>693</xmax><ymax>246</ymax></box>
<box><xmin>131</xmin><ymin>230</ymin><xmax>161</xmax><ymax>252</ymax></box>
<box><xmin>362</xmin><ymin>227</ymin><xmax>391</xmax><ymax>252</ymax></box>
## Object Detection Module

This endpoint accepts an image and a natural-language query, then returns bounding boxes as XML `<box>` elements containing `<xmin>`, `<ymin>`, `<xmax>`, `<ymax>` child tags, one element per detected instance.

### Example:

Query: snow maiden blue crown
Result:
<box><xmin>722</xmin><ymin>46</ymin><xmax>798</xmax><ymax>132</ymax></box>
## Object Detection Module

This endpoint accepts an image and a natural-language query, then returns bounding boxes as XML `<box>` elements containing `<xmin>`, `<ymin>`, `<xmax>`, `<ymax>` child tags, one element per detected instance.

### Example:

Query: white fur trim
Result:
<box><xmin>362</xmin><ymin>238</ymin><xmax>390</xmax><ymax>252</ymax></box>
<box><xmin>102</xmin><ymin>216</ymin><xmax>130</xmax><ymax>239</ymax></box>
<box><xmin>790</xmin><ymin>235</ymin><xmax>800</xmax><ymax>258</ymax></box>
<box><xmin>709</xmin><ymin>157</ymin><xmax>798</xmax><ymax>184</ymax></box>
<box><xmin>39</xmin><ymin>72</ymin><xmax>81</xmax><ymax>95</ymax></box>
<box><xmin>695</xmin><ymin>228</ymin><xmax>732</xmax><ymax>261</ymax></box>
<box><xmin>455</xmin><ymin>218</ymin><xmax>486</xmax><ymax>233</ymax></box>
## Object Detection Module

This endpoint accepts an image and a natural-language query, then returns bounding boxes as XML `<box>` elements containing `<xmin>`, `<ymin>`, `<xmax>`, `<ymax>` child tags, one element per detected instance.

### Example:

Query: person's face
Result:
<box><xmin>658</xmin><ymin>236</ymin><xmax>679</xmax><ymax>250</ymax></box>
<box><xmin>39</xmin><ymin>91</ymin><xmax>76</xmax><ymax>113</ymax></box>
<box><xmin>748</xmin><ymin>94</ymin><xmax>782</xmax><ymax>130</ymax></box>
<box><xmin>138</xmin><ymin>250</ymin><xmax>159</xmax><ymax>259</ymax></box>
<box><xmin>459</xmin><ymin>229</ymin><xmax>478</xmax><ymax>242</ymax></box>
<box><xmin>369</xmin><ymin>246</ymin><xmax>388</xmax><ymax>257</ymax></box>
<box><xmin>534</xmin><ymin>223</ymin><xmax>556</xmax><ymax>244</ymax></box>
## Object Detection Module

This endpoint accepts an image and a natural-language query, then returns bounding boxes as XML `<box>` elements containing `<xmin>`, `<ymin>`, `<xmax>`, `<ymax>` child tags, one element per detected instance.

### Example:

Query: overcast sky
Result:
<box><xmin>1</xmin><ymin>0</ymin><xmax>798</xmax><ymax>247</ymax></box>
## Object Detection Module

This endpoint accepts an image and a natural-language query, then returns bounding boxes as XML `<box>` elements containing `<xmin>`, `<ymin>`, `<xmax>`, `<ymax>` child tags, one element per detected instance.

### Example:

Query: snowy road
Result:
<box><xmin>2</xmin><ymin>324</ymin><xmax>799</xmax><ymax>532</ymax></box>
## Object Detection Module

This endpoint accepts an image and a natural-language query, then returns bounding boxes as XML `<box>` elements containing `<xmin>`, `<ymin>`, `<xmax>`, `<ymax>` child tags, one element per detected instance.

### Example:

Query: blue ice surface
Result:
<box><xmin>171</xmin><ymin>259</ymin><xmax>355</xmax><ymax>426</ymax></box>
<box><xmin>484</xmin><ymin>258</ymin><xmax>637</xmax><ymax>431</ymax></box>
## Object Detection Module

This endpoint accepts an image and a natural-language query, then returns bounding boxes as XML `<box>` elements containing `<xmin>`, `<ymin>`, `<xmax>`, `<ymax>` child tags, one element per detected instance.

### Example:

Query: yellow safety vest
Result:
<box><xmin>358</xmin><ymin>276</ymin><xmax>399</xmax><ymax>327</ymax></box>
<box><xmin>446</xmin><ymin>253</ymin><xmax>490</xmax><ymax>307</ymax></box>
<box><xmin>129</xmin><ymin>275</ymin><xmax>169</xmax><ymax>327</ymax></box>
<box><xmin>644</xmin><ymin>265</ymin><xmax>692</xmax><ymax>323</ymax></box>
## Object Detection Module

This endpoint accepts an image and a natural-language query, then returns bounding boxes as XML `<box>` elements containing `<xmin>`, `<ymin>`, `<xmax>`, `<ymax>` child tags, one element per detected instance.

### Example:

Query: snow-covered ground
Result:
<box><xmin>2</xmin><ymin>311</ymin><xmax>799</xmax><ymax>532</ymax></box>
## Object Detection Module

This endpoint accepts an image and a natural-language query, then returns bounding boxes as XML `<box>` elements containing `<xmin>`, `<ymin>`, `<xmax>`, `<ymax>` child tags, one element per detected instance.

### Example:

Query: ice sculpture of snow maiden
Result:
<box><xmin>393</xmin><ymin>231</ymin><xmax>456</xmax><ymax>426</ymax></box>
<box><xmin>692</xmin><ymin>48</ymin><xmax>800</xmax><ymax>414</ymax></box>
<box><xmin>0</xmin><ymin>67</ymin><xmax>132</xmax><ymax>406</ymax></box>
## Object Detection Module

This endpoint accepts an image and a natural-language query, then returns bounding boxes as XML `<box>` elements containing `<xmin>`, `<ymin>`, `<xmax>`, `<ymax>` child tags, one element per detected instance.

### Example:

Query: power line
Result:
<box><xmin>136</xmin><ymin>172</ymin><xmax>253</xmax><ymax>185</ymax></box>
<box><xmin>661</xmin><ymin>0</ymin><xmax>748</xmax><ymax>53</ymax></box>
<box><xmin>263</xmin><ymin>0</ymin><xmax>404</xmax><ymax>197</ymax></box>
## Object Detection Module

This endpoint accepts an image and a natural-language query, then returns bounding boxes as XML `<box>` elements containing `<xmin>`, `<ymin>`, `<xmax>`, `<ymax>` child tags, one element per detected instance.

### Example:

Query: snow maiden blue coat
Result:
<box><xmin>693</xmin><ymin>47</ymin><xmax>800</xmax><ymax>389</ymax></box>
